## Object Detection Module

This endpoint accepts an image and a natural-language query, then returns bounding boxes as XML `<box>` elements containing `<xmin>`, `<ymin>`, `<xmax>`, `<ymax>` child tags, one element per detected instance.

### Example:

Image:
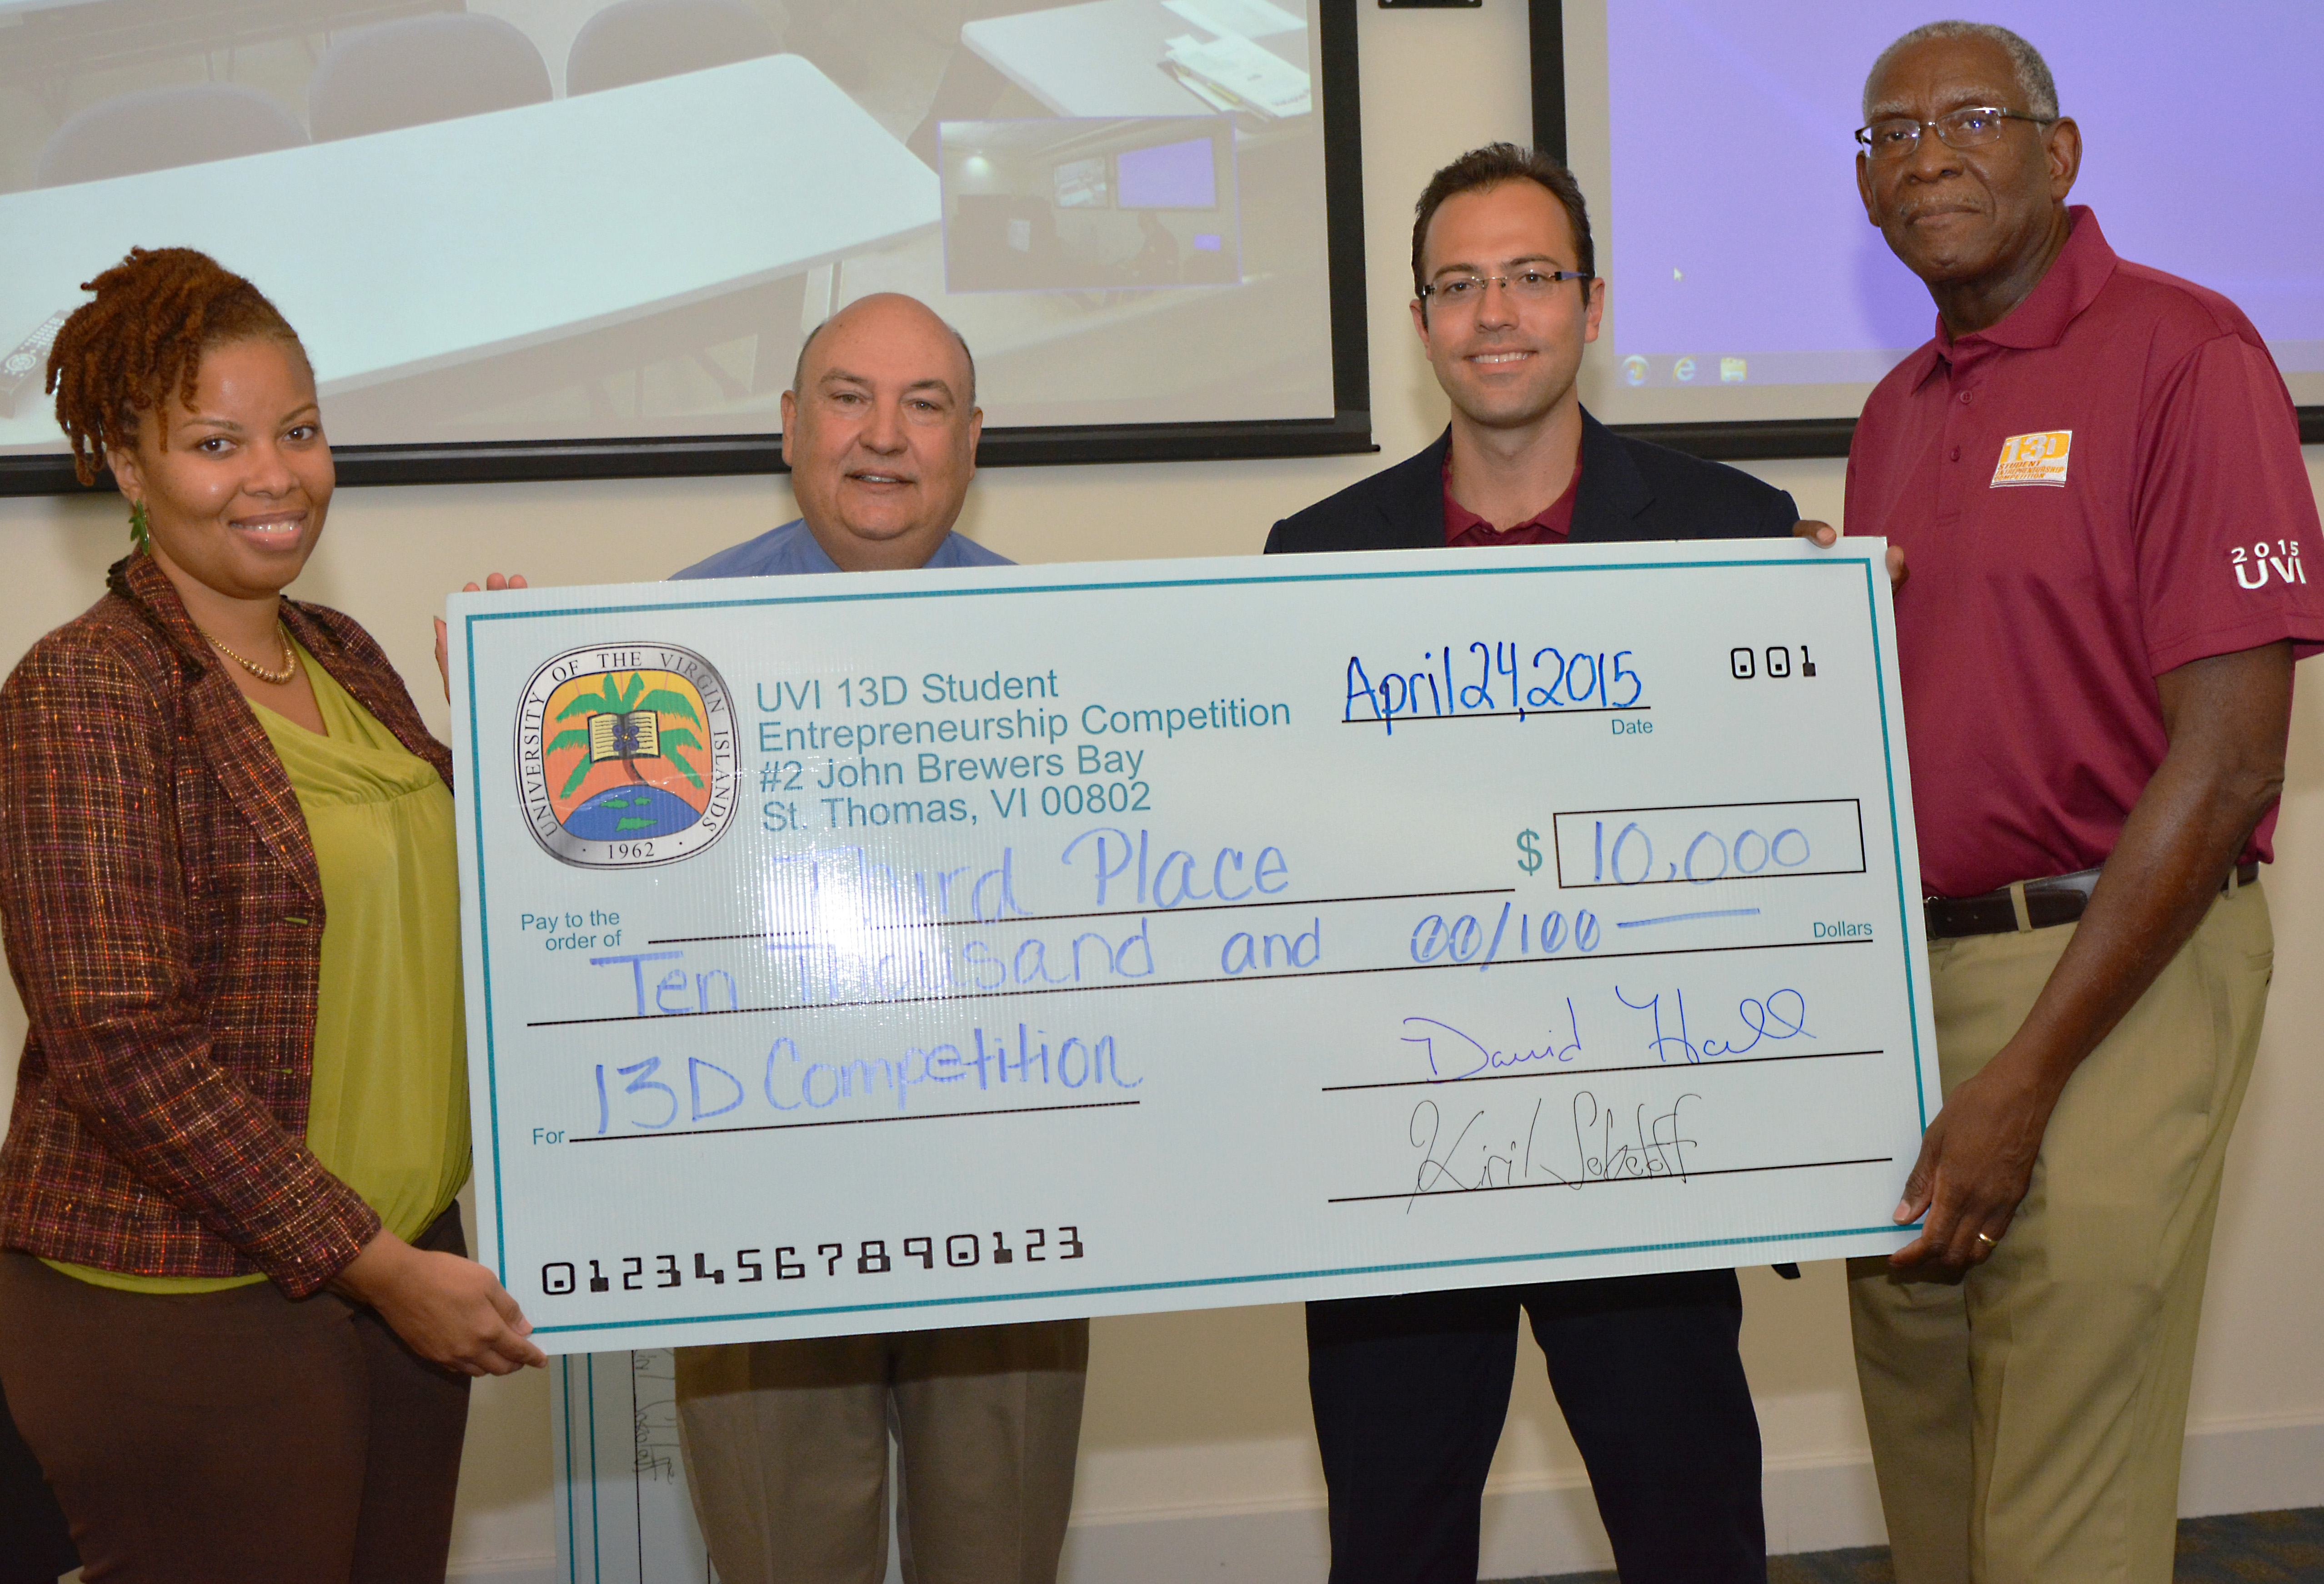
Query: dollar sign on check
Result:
<box><xmin>1516</xmin><ymin>828</ymin><xmax>1543</xmax><ymax>875</ymax></box>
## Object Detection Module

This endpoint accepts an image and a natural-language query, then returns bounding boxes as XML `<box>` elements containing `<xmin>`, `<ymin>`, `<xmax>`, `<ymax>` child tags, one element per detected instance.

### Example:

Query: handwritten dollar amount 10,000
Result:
<box><xmin>1521</xmin><ymin>820</ymin><xmax>1818</xmax><ymax>884</ymax></box>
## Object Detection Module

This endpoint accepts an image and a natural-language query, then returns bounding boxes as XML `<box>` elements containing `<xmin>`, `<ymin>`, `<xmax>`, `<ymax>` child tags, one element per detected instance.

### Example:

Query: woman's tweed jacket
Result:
<box><xmin>0</xmin><ymin>553</ymin><xmax>455</xmax><ymax>1297</ymax></box>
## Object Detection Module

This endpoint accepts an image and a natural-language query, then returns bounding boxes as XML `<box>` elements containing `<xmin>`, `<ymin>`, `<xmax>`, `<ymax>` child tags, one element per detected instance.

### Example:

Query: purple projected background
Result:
<box><xmin>1604</xmin><ymin>1</ymin><xmax>2324</xmax><ymax>389</ymax></box>
<box><xmin>1117</xmin><ymin>137</ymin><xmax>1218</xmax><ymax>210</ymax></box>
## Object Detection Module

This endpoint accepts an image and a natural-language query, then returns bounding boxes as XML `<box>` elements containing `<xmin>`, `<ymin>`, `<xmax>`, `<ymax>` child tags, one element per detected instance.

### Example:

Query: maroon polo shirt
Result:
<box><xmin>1847</xmin><ymin>208</ymin><xmax>2324</xmax><ymax>899</ymax></box>
<box><xmin>1444</xmin><ymin>453</ymin><xmax>1581</xmax><ymax>546</ymax></box>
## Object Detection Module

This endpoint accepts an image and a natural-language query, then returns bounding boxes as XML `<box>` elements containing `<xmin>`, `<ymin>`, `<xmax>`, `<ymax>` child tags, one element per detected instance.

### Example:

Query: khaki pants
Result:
<box><xmin>676</xmin><ymin>1319</ymin><xmax>1088</xmax><ymax>1584</ymax></box>
<box><xmin>1849</xmin><ymin>882</ymin><xmax>2273</xmax><ymax>1584</ymax></box>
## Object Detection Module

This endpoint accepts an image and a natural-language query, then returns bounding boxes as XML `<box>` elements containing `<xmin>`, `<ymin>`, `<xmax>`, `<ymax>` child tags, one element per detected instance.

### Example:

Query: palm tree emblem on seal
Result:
<box><xmin>541</xmin><ymin>670</ymin><xmax>712</xmax><ymax>842</ymax></box>
<box><xmin>514</xmin><ymin>643</ymin><xmax>738</xmax><ymax>869</ymax></box>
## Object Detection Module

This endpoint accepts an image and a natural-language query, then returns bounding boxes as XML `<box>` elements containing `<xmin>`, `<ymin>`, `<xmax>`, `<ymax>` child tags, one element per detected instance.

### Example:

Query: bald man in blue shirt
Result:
<box><xmin>670</xmin><ymin>294</ymin><xmax>1083</xmax><ymax>1584</ymax></box>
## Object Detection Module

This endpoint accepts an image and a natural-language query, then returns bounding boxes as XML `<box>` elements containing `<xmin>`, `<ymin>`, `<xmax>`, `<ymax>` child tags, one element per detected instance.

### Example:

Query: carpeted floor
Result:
<box><xmin>1490</xmin><ymin>1506</ymin><xmax>2324</xmax><ymax>1583</ymax></box>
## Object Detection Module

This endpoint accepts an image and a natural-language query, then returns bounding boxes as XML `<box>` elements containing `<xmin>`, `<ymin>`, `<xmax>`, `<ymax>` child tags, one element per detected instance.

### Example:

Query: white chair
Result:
<box><xmin>34</xmin><ymin>83</ymin><xmax>306</xmax><ymax>188</ymax></box>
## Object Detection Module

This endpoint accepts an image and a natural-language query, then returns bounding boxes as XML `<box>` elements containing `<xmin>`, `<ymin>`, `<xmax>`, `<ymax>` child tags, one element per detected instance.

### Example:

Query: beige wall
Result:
<box><xmin>2</xmin><ymin>0</ymin><xmax>2319</xmax><ymax>1568</ymax></box>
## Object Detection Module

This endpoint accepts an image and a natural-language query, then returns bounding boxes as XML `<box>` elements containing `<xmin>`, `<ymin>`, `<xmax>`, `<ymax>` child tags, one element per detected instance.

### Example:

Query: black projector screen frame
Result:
<box><xmin>1529</xmin><ymin>0</ymin><xmax>2323</xmax><ymax>461</ymax></box>
<box><xmin>0</xmin><ymin>0</ymin><xmax>1372</xmax><ymax>496</ymax></box>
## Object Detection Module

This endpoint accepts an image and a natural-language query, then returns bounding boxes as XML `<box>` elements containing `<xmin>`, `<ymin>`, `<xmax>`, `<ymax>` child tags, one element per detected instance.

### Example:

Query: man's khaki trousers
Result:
<box><xmin>676</xmin><ymin>1318</ymin><xmax>1088</xmax><ymax>1584</ymax></box>
<box><xmin>1849</xmin><ymin>882</ymin><xmax>2273</xmax><ymax>1584</ymax></box>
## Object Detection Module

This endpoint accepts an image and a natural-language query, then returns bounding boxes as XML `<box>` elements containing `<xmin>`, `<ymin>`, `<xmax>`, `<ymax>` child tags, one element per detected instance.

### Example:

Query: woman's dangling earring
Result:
<box><xmin>128</xmin><ymin>500</ymin><xmax>150</xmax><ymax>553</ymax></box>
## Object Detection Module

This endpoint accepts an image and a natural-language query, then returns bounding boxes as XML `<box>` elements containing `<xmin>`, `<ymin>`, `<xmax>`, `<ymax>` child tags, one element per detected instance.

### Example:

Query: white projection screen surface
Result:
<box><xmin>0</xmin><ymin>0</ymin><xmax>1360</xmax><ymax>484</ymax></box>
<box><xmin>1558</xmin><ymin>0</ymin><xmax>2324</xmax><ymax>438</ymax></box>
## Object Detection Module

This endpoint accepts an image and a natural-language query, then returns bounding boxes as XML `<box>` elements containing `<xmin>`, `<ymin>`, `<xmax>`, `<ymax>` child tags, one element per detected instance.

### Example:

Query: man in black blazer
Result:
<box><xmin>1267</xmin><ymin>406</ymin><xmax>1798</xmax><ymax>554</ymax></box>
<box><xmin>1266</xmin><ymin>145</ymin><xmax>1794</xmax><ymax>1584</ymax></box>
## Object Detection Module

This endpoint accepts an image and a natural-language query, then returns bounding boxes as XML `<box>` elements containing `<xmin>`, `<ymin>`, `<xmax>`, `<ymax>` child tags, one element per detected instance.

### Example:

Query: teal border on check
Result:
<box><xmin>460</xmin><ymin>552</ymin><xmax>1931</xmax><ymax>1323</ymax></box>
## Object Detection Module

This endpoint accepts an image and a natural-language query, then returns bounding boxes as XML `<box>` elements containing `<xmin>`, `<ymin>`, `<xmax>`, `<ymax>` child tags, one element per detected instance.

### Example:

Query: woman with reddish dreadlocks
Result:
<box><xmin>0</xmin><ymin>247</ymin><xmax>543</xmax><ymax>1579</ymax></box>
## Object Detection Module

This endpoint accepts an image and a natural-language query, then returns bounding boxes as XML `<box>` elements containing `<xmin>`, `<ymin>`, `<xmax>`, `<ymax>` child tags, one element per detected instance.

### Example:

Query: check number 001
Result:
<box><xmin>539</xmin><ymin>1226</ymin><xmax>1088</xmax><ymax>1296</ymax></box>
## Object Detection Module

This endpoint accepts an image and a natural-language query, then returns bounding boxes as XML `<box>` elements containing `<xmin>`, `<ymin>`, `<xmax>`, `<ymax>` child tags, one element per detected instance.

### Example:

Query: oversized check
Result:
<box><xmin>446</xmin><ymin>539</ymin><xmax>1940</xmax><ymax>1353</ymax></box>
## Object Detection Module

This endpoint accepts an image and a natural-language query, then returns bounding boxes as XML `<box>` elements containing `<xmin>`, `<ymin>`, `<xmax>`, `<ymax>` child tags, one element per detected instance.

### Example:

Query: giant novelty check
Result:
<box><xmin>447</xmin><ymin>540</ymin><xmax>1940</xmax><ymax>1353</ymax></box>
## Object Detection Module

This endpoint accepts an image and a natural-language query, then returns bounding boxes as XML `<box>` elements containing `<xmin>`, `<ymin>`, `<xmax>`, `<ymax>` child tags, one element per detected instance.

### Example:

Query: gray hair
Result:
<box><xmin>1863</xmin><ymin>20</ymin><xmax>2059</xmax><ymax>122</ymax></box>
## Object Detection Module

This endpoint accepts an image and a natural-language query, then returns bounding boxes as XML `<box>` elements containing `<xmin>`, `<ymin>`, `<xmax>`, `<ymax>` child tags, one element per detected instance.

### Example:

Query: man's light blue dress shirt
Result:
<box><xmin>670</xmin><ymin>517</ymin><xmax>1012</xmax><ymax>579</ymax></box>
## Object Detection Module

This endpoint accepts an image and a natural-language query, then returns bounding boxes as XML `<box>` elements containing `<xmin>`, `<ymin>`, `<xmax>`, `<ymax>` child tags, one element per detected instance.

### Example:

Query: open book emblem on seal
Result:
<box><xmin>515</xmin><ymin>643</ymin><xmax>739</xmax><ymax>868</ymax></box>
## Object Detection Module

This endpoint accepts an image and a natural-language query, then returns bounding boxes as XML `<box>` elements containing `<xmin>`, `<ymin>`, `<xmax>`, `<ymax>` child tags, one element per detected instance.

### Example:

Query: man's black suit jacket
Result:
<box><xmin>1264</xmin><ymin>411</ymin><xmax>1798</xmax><ymax>553</ymax></box>
<box><xmin>1272</xmin><ymin>411</ymin><xmax>1789</xmax><ymax>1584</ymax></box>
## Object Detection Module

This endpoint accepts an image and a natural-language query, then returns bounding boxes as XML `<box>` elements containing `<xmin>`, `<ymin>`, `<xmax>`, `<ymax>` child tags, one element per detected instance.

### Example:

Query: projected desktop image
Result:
<box><xmin>1571</xmin><ymin>0</ymin><xmax>2324</xmax><ymax>424</ymax></box>
<box><xmin>939</xmin><ymin>118</ymin><xmax>1241</xmax><ymax>293</ymax></box>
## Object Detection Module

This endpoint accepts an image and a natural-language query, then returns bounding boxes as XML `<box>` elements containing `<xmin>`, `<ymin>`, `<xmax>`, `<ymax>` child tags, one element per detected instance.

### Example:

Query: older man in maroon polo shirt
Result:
<box><xmin>1839</xmin><ymin>21</ymin><xmax>2324</xmax><ymax>1584</ymax></box>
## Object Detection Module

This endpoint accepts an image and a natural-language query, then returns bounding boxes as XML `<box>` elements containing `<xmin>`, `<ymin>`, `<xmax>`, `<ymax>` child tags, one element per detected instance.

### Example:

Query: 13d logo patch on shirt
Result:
<box><xmin>1992</xmin><ymin>430</ymin><xmax>2073</xmax><ymax>487</ymax></box>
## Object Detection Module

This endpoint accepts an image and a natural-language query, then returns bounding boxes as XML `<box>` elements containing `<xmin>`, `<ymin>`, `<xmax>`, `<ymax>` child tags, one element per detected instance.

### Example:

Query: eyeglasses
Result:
<box><xmin>1854</xmin><ymin>106</ymin><xmax>2054</xmax><ymax>160</ymax></box>
<box><xmin>1418</xmin><ymin>268</ymin><xmax>1594</xmax><ymax>309</ymax></box>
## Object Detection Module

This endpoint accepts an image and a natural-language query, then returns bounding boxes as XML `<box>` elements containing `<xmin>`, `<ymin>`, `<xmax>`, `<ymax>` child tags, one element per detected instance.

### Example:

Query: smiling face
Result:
<box><xmin>1856</xmin><ymin>34</ymin><xmax>2079</xmax><ymax>312</ymax></box>
<box><xmin>781</xmin><ymin>294</ymin><xmax>982</xmax><ymax>572</ymax></box>
<box><xmin>108</xmin><ymin>336</ymin><xmax>332</xmax><ymax>611</ymax></box>
<box><xmin>1411</xmin><ymin>180</ymin><xmax>1604</xmax><ymax>437</ymax></box>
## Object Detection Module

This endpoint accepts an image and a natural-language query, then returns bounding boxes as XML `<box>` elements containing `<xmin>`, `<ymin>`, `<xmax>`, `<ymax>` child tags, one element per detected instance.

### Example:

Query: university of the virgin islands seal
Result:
<box><xmin>514</xmin><ymin>642</ymin><xmax>739</xmax><ymax>869</ymax></box>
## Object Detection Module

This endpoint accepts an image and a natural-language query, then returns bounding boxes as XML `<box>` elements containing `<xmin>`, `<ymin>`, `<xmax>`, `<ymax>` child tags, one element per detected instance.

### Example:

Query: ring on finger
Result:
<box><xmin>1973</xmin><ymin>1231</ymin><xmax>1998</xmax><ymax>1250</ymax></box>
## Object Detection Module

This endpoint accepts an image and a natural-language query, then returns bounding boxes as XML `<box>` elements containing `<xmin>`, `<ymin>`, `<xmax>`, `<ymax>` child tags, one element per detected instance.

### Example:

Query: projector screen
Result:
<box><xmin>1547</xmin><ymin>0</ymin><xmax>2324</xmax><ymax>453</ymax></box>
<box><xmin>0</xmin><ymin>0</ymin><xmax>1367</xmax><ymax>491</ymax></box>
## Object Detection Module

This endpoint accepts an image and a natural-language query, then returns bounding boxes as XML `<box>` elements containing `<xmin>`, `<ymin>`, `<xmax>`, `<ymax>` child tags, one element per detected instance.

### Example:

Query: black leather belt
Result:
<box><xmin>1924</xmin><ymin>861</ymin><xmax>2258</xmax><ymax>940</ymax></box>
